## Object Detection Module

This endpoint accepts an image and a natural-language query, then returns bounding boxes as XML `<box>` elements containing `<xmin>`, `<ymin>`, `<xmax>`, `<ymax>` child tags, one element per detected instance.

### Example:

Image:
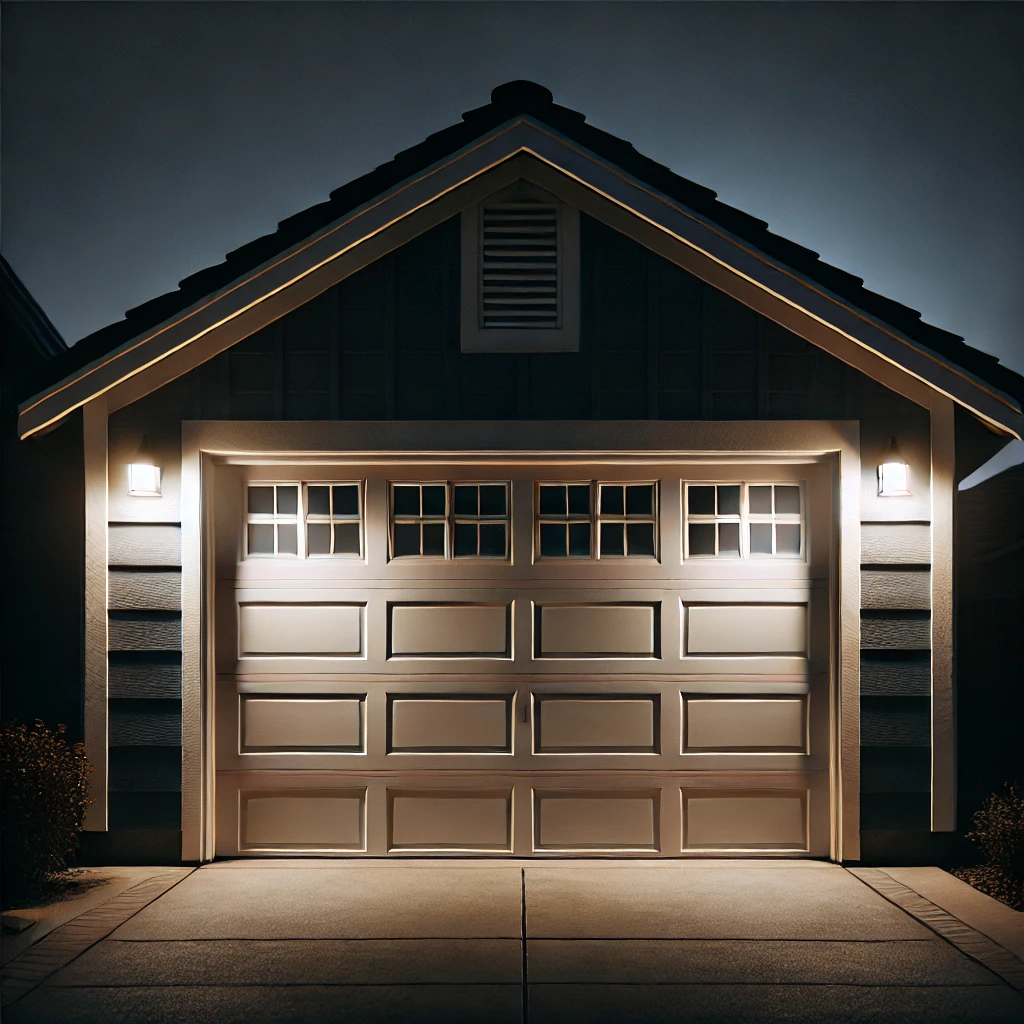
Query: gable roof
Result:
<box><xmin>2</xmin><ymin>255</ymin><xmax>67</xmax><ymax>362</ymax></box>
<box><xmin>17</xmin><ymin>81</ymin><xmax>1024</xmax><ymax>439</ymax></box>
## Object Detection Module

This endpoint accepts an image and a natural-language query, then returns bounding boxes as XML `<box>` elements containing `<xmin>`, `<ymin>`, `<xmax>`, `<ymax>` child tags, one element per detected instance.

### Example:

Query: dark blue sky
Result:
<box><xmin>2</xmin><ymin>2</ymin><xmax>1022</xmax><ymax>473</ymax></box>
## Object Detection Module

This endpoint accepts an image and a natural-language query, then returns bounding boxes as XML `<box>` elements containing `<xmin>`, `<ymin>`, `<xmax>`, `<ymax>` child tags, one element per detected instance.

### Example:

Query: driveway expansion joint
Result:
<box><xmin>848</xmin><ymin>868</ymin><xmax>1024</xmax><ymax>992</ymax></box>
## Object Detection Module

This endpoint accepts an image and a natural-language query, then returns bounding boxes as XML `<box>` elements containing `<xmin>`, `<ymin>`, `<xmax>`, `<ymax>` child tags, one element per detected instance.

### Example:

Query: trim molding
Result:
<box><xmin>18</xmin><ymin>120</ymin><xmax>1022</xmax><ymax>440</ymax></box>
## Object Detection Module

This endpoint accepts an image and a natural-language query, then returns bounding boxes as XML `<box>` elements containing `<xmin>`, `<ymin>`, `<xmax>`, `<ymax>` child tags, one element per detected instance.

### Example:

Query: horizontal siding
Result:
<box><xmin>860</xmin><ymin>570</ymin><xmax>931</xmax><ymax>611</ymax></box>
<box><xmin>860</xmin><ymin>523</ymin><xmax>930</xmax><ymax>565</ymax></box>
<box><xmin>107</xmin><ymin>792</ymin><xmax>181</xmax><ymax>831</ymax></box>
<box><xmin>109</xmin><ymin>701</ymin><xmax>183</xmax><ymax>746</ymax></box>
<box><xmin>860</xmin><ymin>748</ymin><xmax>930</xmax><ymax>793</ymax></box>
<box><xmin>861</xmin><ymin>698</ymin><xmax>931</xmax><ymax>747</ymax></box>
<box><xmin>108</xmin><ymin>614</ymin><xmax>182</xmax><ymax>652</ymax></box>
<box><xmin>860</xmin><ymin>653</ymin><xmax>931</xmax><ymax>696</ymax></box>
<box><xmin>108</xmin><ymin>658</ymin><xmax>182</xmax><ymax>699</ymax></box>
<box><xmin>860</xmin><ymin>793</ymin><xmax>930</xmax><ymax>831</ymax></box>
<box><xmin>860</xmin><ymin>612</ymin><xmax>931</xmax><ymax>650</ymax></box>
<box><xmin>108</xmin><ymin>524</ymin><xmax>181</xmax><ymax>567</ymax></box>
<box><xmin>109</xmin><ymin>571</ymin><xmax>181</xmax><ymax>611</ymax></box>
<box><xmin>108</xmin><ymin>747</ymin><xmax>182</xmax><ymax>792</ymax></box>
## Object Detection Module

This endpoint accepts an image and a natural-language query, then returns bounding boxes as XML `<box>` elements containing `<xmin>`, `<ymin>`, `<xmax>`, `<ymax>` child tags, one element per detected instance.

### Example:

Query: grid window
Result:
<box><xmin>537</xmin><ymin>481</ymin><xmax>660</xmax><ymax>560</ymax></box>
<box><xmin>389</xmin><ymin>482</ymin><xmax>510</xmax><ymax>560</ymax></box>
<box><xmin>685</xmin><ymin>483</ymin><xmax>803</xmax><ymax>558</ymax></box>
<box><xmin>246</xmin><ymin>484</ymin><xmax>300</xmax><ymax>556</ymax></box>
<box><xmin>305</xmin><ymin>483</ymin><xmax>363</xmax><ymax>557</ymax></box>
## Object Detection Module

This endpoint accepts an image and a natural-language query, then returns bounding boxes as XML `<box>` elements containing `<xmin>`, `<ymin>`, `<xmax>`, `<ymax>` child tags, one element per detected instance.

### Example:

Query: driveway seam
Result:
<box><xmin>848</xmin><ymin>868</ymin><xmax>1024</xmax><ymax>993</ymax></box>
<box><xmin>0</xmin><ymin>870</ymin><xmax>194</xmax><ymax>1009</ymax></box>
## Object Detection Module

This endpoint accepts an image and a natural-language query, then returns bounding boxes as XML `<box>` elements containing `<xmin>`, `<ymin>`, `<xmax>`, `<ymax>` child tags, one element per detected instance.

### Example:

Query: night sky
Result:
<box><xmin>3</xmin><ymin>2</ymin><xmax>1022</xmax><ymax>477</ymax></box>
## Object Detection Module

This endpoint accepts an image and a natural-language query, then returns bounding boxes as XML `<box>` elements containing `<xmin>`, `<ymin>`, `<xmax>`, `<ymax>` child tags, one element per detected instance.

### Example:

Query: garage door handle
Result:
<box><xmin>519</xmin><ymin>697</ymin><xmax>530</xmax><ymax>724</ymax></box>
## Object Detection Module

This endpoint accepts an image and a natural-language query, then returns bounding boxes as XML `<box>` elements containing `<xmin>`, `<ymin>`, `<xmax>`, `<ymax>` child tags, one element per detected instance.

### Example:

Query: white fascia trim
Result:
<box><xmin>18</xmin><ymin>117</ymin><xmax>1022</xmax><ymax>440</ymax></box>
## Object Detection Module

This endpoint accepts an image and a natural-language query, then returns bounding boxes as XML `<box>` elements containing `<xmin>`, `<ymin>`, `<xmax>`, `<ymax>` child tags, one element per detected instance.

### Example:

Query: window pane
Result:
<box><xmin>626</xmin><ymin>485</ymin><xmax>653</xmax><ymax>516</ymax></box>
<box><xmin>334</xmin><ymin>522</ymin><xmax>361</xmax><ymax>555</ymax></box>
<box><xmin>307</xmin><ymin>486</ymin><xmax>330</xmax><ymax>516</ymax></box>
<box><xmin>277</xmin><ymin>487</ymin><xmax>298</xmax><ymax>516</ymax></box>
<box><xmin>600</xmin><ymin>521</ymin><xmax>625</xmax><ymax>556</ymax></box>
<box><xmin>393</xmin><ymin>523</ymin><xmax>420</xmax><ymax>557</ymax></box>
<box><xmin>248</xmin><ymin>487</ymin><xmax>274</xmax><ymax>515</ymax></box>
<box><xmin>750</xmin><ymin>522</ymin><xmax>773</xmax><ymax>554</ymax></box>
<box><xmin>277</xmin><ymin>523</ymin><xmax>297</xmax><ymax>554</ymax></box>
<box><xmin>421</xmin><ymin>486</ymin><xmax>446</xmax><ymax>517</ymax></box>
<box><xmin>718</xmin><ymin>522</ymin><xmax>740</xmax><ymax>556</ymax></box>
<box><xmin>248</xmin><ymin>523</ymin><xmax>274</xmax><ymax>554</ymax></box>
<box><xmin>568</xmin><ymin>522</ymin><xmax>591</xmax><ymax>556</ymax></box>
<box><xmin>454</xmin><ymin>486</ymin><xmax>478</xmax><ymax>516</ymax></box>
<box><xmin>775</xmin><ymin>486</ymin><xmax>801</xmax><ymax>515</ymax></box>
<box><xmin>332</xmin><ymin>485</ymin><xmax>360</xmax><ymax>517</ymax></box>
<box><xmin>422</xmin><ymin>523</ymin><xmax>446</xmax><ymax>556</ymax></box>
<box><xmin>600</xmin><ymin>485</ymin><xmax>624</xmax><ymax>516</ymax></box>
<box><xmin>454</xmin><ymin>523</ymin><xmax>478</xmax><ymax>557</ymax></box>
<box><xmin>688</xmin><ymin>522</ymin><xmax>715</xmax><ymax>556</ymax></box>
<box><xmin>539</xmin><ymin>486</ymin><xmax>566</xmax><ymax>516</ymax></box>
<box><xmin>568</xmin><ymin>485</ymin><xmax>591</xmax><ymax>516</ymax></box>
<box><xmin>540</xmin><ymin>523</ymin><xmax>566</xmax><ymax>557</ymax></box>
<box><xmin>717</xmin><ymin>485</ymin><xmax>740</xmax><ymax>516</ymax></box>
<box><xmin>688</xmin><ymin>486</ymin><xmax>715</xmax><ymax>515</ymax></box>
<box><xmin>627</xmin><ymin>522</ymin><xmax>655</xmax><ymax>557</ymax></box>
<box><xmin>749</xmin><ymin>485</ymin><xmax>773</xmax><ymax>514</ymax></box>
<box><xmin>776</xmin><ymin>523</ymin><xmax>801</xmax><ymax>555</ymax></box>
<box><xmin>479</xmin><ymin>485</ymin><xmax>507</xmax><ymax>517</ymax></box>
<box><xmin>479</xmin><ymin>523</ymin><xmax>506</xmax><ymax>557</ymax></box>
<box><xmin>393</xmin><ymin>486</ymin><xmax>420</xmax><ymax>516</ymax></box>
<box><xmin>307</xmin><ymin>523</ymin><xmax>331</xmax><ymax>555</ymax></box>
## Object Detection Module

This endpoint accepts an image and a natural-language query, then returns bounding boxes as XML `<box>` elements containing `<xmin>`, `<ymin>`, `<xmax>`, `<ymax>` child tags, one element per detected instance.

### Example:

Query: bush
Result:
<box><xmin>1</xmin><ymin>720</ymin><xmax>92</xmax><ymax>903</ymax></box>
<box><xmin>966</xmin><ymin>783</ymin><xmax>1024</xmax><ymax>880</ymax></box>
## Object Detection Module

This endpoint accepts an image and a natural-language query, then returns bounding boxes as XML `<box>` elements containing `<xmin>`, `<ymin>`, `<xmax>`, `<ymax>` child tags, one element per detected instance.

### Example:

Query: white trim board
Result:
<box><xmin>18</xmin><ymin>119</ymin><xmax>1022</xmax><ymax>440</ymax></box>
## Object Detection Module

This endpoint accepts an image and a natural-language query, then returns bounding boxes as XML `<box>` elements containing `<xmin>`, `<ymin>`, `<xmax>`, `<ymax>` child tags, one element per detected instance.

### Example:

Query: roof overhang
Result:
<box><xmin>18</xmin><ymin>117</ymin><xmax>1023</xmax><ymax>440</ymax></box>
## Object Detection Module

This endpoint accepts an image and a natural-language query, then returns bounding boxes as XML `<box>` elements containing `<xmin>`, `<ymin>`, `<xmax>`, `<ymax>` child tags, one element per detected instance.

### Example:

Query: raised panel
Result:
<box><xmin>388</xmin><ymin>790</ymin><xmax>512</xmax><ymax>851</ymax></box>
<box><xmin>239</xmin><ymin>603</ymin><xmax>364</xmax><ymax>656</ymax></box>
<box><xmin>682</xmin><ymin>791</ymin><xmax>807</xmax><ymax>851</ymax></box>
<box><xmin>241</xmin><ymin>697</ymin><xmax>364</xmax><ymax>752</ymax></box>
<box><xmin>389</xmin><ymin>604</ymin><xmax>509</xmax><ymax>657</ymax></box>
<box><xmin>389</xmin><ymin>697</ymin><xmax>511</xmax><ymax>753</ymax></box>
<box><xmin>108</xmin><ymin>571</ymin><xmax>182</xmax><ymax>611</ymax></box>
<box><xmin>683</xmin><ymin>697</ymin><xmax>806</xmax><ymax>752</ymax></box>
<box><xmin>861</xmin><ymin>523</ymin><xmax>930</xmax><ymax>565</ymax></box>
<box><xmin>535</xmin><ymin>697</ymin><xmax>657</xmax><ymax>753</ymax></box>
<box><xmin>537</xmin><ymin>604</ymin><xmax>656</xmax><ymax>657</ymax></box>
<box><xmin>240</xmin><ymin>790</ymin><xmax>365</xmax><ymax>851</ymax></box>
<box><xmin>108</xmin><ymin>524</ymin><xmax>182</xmax><ymax>567</ymax></box>
<box><xmin>534</xmin><ymin>791</ymin><xmax>659</xmax><ymax>851</ymax></box>
<box><xmin>685</xmin><ymin>604</ymin><xmax>807</xmax><ymax>655</ymax></box>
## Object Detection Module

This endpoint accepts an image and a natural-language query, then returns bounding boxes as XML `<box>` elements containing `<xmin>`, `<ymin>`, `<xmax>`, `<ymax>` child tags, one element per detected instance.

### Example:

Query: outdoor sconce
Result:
<box><xmin>127</xmin><ymin>435</ymin><xmax>162</xmax><ymax>496</ymax></box>
<box><xmin>877</xmin><ymin>436</ymin><xmax>911</xmax><ymax>496</ymax></box>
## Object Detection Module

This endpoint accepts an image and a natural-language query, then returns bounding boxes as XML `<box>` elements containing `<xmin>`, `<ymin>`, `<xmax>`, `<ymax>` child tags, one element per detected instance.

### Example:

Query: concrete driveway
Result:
<box><xmin>4</xmin><ymin>860</ymin><xmax>1023</xmax><ymax>1023</ymax></box>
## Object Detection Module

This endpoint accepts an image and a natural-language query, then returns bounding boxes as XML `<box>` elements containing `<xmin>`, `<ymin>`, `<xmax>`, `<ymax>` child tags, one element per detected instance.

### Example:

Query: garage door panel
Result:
<box><xmin>535</xmin><ymin>696</ymin><xmax>658</xmax><ymax>753</ymax></box>
<box><xmin>534</xmin><ymin>791</ymin><xmax>660</xmax><ymax>851</ymax></box>
<box><xmin>389</xmin><ymin>603</ymin><xmax>511</xmax><ymax>657</ymax></box>
<box><xmin>389</xmin><ymin>696</ymin><xmax>513</xmax><ymax>753</ymax></box>
<box><xmin>536</xmin><ymin>604</ymin><xmax>658</xmax><ymax>658</ymax></box>
<box><xmin>240</xmin><ymin>789</ymin><xmax>366</xmax><ymax>852</ymax></box>
<box><xmin>683</xmin><ymin>697</ymin><xmax>807</xmax><ymax>753</ymax></box>
<box><xmin>682</xmin><ymin>790</ymin><xmax>808</xmax><ymax>851</ymax></box>
<box><xmin>238</xmin><ymin>603</ymin><xmax>365</xmax><ymax>657</ymax></box>
<box><xmin>388</xmin><ymin>790</ymin><xmax>512</xmax><ymax>851</ymax></box>
<box><xmin>684</xmin><ymin>604</ymin><xmax>808</xmax><ymax>656</ymax></box>
<box><xmin>240</xmin><ymin>696</ymin><xmax>364</xmax><ymax>752</ymax></box>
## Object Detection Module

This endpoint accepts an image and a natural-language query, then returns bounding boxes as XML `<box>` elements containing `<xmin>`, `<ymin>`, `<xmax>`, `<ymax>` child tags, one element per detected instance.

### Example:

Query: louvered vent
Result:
<box><xmin>481</xmin><ymin>203</ymin><xmax>559</xmax><ymax>329</ymax></box>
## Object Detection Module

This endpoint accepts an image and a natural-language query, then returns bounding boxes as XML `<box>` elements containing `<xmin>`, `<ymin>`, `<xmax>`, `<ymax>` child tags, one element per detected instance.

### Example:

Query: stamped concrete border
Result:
<box><xmin>849</xmin><ymin>868</ymin><xmax>1024</xmax><ymax>992</ymax></box>
<box><xmin>1</xmin><ymin>870</ymin><xmax>193</xmax><ymax>1008</ymax></box>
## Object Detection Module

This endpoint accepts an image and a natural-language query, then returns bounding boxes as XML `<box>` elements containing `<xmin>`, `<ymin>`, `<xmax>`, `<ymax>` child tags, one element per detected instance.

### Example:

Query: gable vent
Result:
<box><xmin>480</xmin><ymin>203</ymin><xmax>559</xmax><ymax>329</ymax></box>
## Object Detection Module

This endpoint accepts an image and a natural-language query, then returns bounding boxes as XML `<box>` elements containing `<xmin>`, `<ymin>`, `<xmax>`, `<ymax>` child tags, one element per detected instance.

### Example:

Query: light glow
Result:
<box><xmin>877</xmin><ymin>436</ymin><xmax>911</xmax><ymax>496</ymax></box>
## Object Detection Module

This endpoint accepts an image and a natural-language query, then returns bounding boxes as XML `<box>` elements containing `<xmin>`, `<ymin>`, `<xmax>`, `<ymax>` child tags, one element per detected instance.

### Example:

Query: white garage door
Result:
<box><xmin>213</xmin><ymin>457</ymin><xmax>833</xmax><ymax>857</ymax></box>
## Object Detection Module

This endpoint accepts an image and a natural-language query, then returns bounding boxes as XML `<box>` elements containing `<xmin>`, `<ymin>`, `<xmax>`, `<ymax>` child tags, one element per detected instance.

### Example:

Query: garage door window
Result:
<box><xmin>306</xmin><ymin>483</ymin><xmax>363</xmax><ymax>557</ymax></box>
<box><xmin>685</xmin><ymin>483</ymin><xmax>803</xmax><ymax>558</ymax></box>
<box><xmin>537</xmin><ymin>482</ymin><xmax>659</xmax><ymax>560</ymax></box>
<box><xmin>246</xmin><ymin>484</ymin><xmax>300</xmax><ymax>556</ymax></box>
<box><xmin>389</xmin><ymin>482</ymin><xmax>510</xmax><ymax>560</ymax></box>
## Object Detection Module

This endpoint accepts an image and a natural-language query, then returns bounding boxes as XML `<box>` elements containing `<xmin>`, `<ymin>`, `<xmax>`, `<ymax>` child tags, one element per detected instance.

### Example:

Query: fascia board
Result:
<box><xmin>18</xmin><ymin>117</ymin><xmax>1022</xmax><ymax>440</ymax></box>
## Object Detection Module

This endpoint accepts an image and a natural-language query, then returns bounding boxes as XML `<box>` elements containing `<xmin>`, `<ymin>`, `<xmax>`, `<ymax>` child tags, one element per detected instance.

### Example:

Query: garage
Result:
<box><xmin>212</xmin><ymin>452</ymin><xmax>834</xmax><ymax>857</ymax></box>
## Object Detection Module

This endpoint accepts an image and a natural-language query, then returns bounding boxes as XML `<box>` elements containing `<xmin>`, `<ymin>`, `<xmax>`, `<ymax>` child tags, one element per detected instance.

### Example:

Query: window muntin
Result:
<box><xmin>536</xmin><ymin>481</ymin><xmax>659</xmax><ymax>560</ymax></box>
<box><xmin>246</xmin><ymin>484</ymin><xmax>300</xmax><ymax>557</ymax></box>
<box><xmin>684</xmin><ymin>482</ymin><xmax>803</xmax><ymax>559</ymax></box>
<box><xmin>389</xmin><ymin>482</ymin><xmax>510</xmax><ymax>560</ymax></box>
<box><xmin>305</xmin><ymin>483</ymin><xmax>363</xmax><ymax>557</ymax></box>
